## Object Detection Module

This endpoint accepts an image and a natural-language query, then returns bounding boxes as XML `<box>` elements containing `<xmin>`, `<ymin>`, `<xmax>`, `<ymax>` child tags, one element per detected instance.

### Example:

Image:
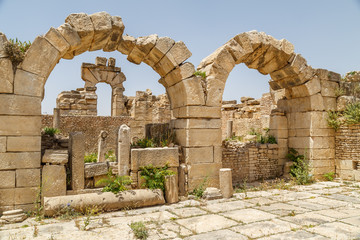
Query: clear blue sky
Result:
<box><xmin>1</xmin><ymin>0</ymin><xmax>359</xmax><ymax>115</ymax></box>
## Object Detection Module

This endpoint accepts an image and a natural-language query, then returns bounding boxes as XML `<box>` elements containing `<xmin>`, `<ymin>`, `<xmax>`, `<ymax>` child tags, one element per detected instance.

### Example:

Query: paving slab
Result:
<box><xmin>221</xmin><ymin>208</ymin><xmax>276</xmax><ymax>223</ymax></box>
<box><xmin>243</xmin><ymin>196</ymin><xmax>276</xmax><ymax>206</ymax></box>
<box><xmin>176</xmin><ymin>214</ymin><xmax>237</xmax><ymax>234</ymax></box>
<box><xmin>308</xmin><ymin>222</ymin><xmax>360</xmax><ymax>240</ymax></box>
<box><xmin>269</xmin><ymin>191</ymin><xmax>318</xmax><ymax>202</ymax></box>
<box><xmin>256</xmin><ymin>202</ymin><xmax>310</xmax><ymax>216</ymax></box>
<box><xmin>304</xmin><ymin>196</ymin><xmax>350</xmax><ymax>208</ymax></box>
<box><xmin>280</xmin><ymin>212</ymin><xmax>335</xmax><ymax>226</ymax></box>
<box><xmin>286</xmin><ymin>199</ymin><xmax>330</xmax><ymax>211</ymax></box>
<box><xmin>325</xmin><ymin>193</ymin><xmax>360</xmax><ymax>204</ymax></box>
<box><xmin>231</xmin><ymin>219</ymin><xmax>299</xmax><ymax>238</ymax></box>
<box><xmin>184</xmin><ymin>229</ymin><xmax>247</xmax><ymax>240</ymax></box>
<box><xmin>201</xmin><ymin>199</ymin><xmax>253</xmax><ymax>213</ymax></box>
<box><xmin>341</xmin><ymin>215</ymin><xmax>360</xmax><ymax>227</ymax></box>
<box><xmin>257</xmin><ymin>229</ymin><xmax>328</xmax><ymax>240</ymax></box>
<box><xmin>171</xmin><ymin>207</ymin><xmax>207</xmax><ymax>218</ymax></box>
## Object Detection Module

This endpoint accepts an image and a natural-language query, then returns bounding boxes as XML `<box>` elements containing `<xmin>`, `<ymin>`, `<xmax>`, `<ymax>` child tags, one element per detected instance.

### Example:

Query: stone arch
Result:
<box><xmin>194</xmin><ymin>30</ymin><xmax>340</xmax><ymax>177</ymax></box>
<box><xmin>0</xmin><ymin>11</ymin><xmax>207</xmax><ymax>210</ymax></box>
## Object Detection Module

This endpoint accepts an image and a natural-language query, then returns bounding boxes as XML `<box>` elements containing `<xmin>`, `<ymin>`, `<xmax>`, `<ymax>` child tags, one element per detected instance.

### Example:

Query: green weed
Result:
<box><xmin>130</xmin><ymin>221</ymin><xmax>149</xmax><ymax>239</ymax></box>
<box><xmin>139</xmin><ymin>164</ymin><xmax>174</xmax><ymax>192</ymax></box>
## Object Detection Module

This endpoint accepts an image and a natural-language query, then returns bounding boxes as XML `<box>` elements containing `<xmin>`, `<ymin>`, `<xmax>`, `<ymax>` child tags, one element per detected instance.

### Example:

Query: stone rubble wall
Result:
<box><xmin>221</xmin><ymin>93</ymin><xmax>276</xmax><ymax>139</ymax></box>
<box><xmin>57</xmin><ymin>87</ymin><xmax>97</xmax><ymax>116</ymax></box>
<box><xmin>222</xmin><ymin>141</ymin><xmax>279</xmax><ymax>186</ymax></box>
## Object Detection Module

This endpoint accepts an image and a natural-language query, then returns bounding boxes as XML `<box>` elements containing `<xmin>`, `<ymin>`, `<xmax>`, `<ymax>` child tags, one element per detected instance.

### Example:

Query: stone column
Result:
<box><xmin>53</xmin><ymin>108</ymin><xmax>60</xmax><ymax>129</ymax></box>
<box><xmin>226</xmin><ymin>120</ymin><xmax>233</xmax><ymax>139</ymax></box>
<box><xmin>69</xmin><ymin>132</ymin><xmax>85</xmax><ymax>190</ymax></box>
<box><xmin>97</xmin><ymin>131</ymin><xmax>108</xmax><ymax>162</ymax></box>
<box><xmin>219</xmin><ymin>168</ymin><xmax>233</xmax><ymax>198</ymax></box>
<box><xmin>118</xmin><ymin>124</ymin><xmax>131</xmax><ymax>176</ymax></box>
<box><xmin>165</xmin><ymin>175</ymin><xmax>179</xmax><ymax>203</ymax></box>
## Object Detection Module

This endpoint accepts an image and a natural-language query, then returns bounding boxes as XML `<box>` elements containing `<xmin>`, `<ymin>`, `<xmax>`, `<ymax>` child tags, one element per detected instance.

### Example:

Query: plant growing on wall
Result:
<box><xmin>95</xmin><ymin>171</ymin><xmax>132</xmax><ymax>194</ymax></box>
<box><xmin>105</xmin><ymin>150</ymin><xmax>116</xmax><ymax>162</ymax></box>
<box><xmin>5</xmin><ymin>38</ymin><xmax>31</xmax><ymax>70</ymax></box>
<box><xmin>84</xmin><ymin>153</ymin><xmax>97</xmax><ymax>163</ymax></box>
<box><xmin>287</xmin><ymin>148</ymin><xmax>313</xmax><ymax>185</ymax></box>
<box><xmin>132</xmin><ymin>129</ymin><xmax>176</xmax><ymax>148</ymax></box>
<box><xmin>42</xmin><ymin>127</ymin><xmax>60</xmax><ymax>137</ymax></box>
<box><xmin>139</xmin><ymin>164</ymin><xmax>175</xmax><ymax>192</ymax></box>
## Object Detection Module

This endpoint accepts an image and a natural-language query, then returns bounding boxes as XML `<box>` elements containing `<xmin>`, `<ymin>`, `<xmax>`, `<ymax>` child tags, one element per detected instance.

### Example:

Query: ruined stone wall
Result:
<box><xmin>222</xmin><ymin>141</ymin><xmax>279</xmax><ymax>185</ymax></box>
<box><xmin>57</xmin><ymin>87</ymin><xmax>97</xmax><ymax>116</ymax></box>
<box><xmin>221</xmin><ymin>93</ymin><xmax>276</xmax><ymax>139</ymax></box>
<box><xmin>335</xmin><ymin>124</ymin><xmax>360</xmax><ymax>181</ymax></box>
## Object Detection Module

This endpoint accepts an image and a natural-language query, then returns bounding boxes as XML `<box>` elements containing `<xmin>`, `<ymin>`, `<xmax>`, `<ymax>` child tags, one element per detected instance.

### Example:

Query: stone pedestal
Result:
<box><xmin>42</xmin><ymin>165</ymin><xmax>67</xmax><ymax>197</ymax></box>
<box><xmin>97</xmin><ymin>130</ymin><xmax>108</xmax><ymax>162</ymax></box>
<box><xmin>118</xmin><ymin>124</ymin><xmax>131</xmax><ymax>176</ymax></box>
<box><xmin>69</xmin><ymin>132</ymin><xmax>85</xmax><ymax>190</ymax></box>
<box><xmin>53</xmin><ymin>108</ymin><xmax>60</xmax><ymax>129</ymax></box>
<box><xmin>165</xmin><ymin>174</ymin><xmax>179</xmax><ymax>204</ymax></box>
<box><xmin>219</xmin><ymin>168</ymin><xmax>233</xmax><ymax>198</ymax></box>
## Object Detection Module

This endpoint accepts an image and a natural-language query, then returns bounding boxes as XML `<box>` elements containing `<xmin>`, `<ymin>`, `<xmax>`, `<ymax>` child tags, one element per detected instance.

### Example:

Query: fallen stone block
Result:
<box><xmin>44</xmin><ymin>189</ymin><xmax>165</xmax><ymax>216</ymax></box>
<box><xmin>85</xmin><ymin>162</ymin><xmax>108</xmax><ymax>178</ymax></box>
<box><xmin>42</xmin><ymin>149</ymin><xmax>68</xmax><ymax>165</ymax></box>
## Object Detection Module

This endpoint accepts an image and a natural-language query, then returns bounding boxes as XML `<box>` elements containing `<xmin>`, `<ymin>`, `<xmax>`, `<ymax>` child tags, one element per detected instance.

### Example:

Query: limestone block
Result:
<box><xmin>0</xmin><ymin>189</ymin><xmax>15</xmax><ymax>206</ymax></box>
<box><xmin>167</xmin><ymin>76</ymin><xmax>205</xmax><ymax>109</ymax></box>
<box><xmin>214</xmin><ymin>146</ymin><xmax>222</xmax><ymax>163</ymax></box>
<box><xmin>288</xmin><ymin>137</ymin><xmax>311</xmax><ymax>149</ymax></box>
<box><xmin>154</xmin><ymin>41</ymin><xmax>192</xmax><ymax>77</ymax></box>
<box><xmin>321</xmin><ymin>80</ymin><xmax>339</xmax><ymax>97</ymax></box>
<box><xmin>198</xmin><ymin>46</ymin><xmax>235</xmax><ymax>73</ymax></box>
<box><xmin>269</xmin><ymin>129</ymin><xmax>288</xmax><ymax>139</ymax></box>
<box><xmin>15</xmin><ymin>187</ymin><xmax>38</xmax><ymax>205</ymax></box>
<box><xmin>44</xmin><ymin>189</ymin><xmax>165</xmax><ymax>216</ymax></box>
<box><xmin>69</xmin><ymin>132</ymin><xmax>85</xmax><ymax>190</ymax></box>
<box><xmin>269</xmin><ymin>115</ymin><xmax>288</xmax><ymax>130</ymax></box>
<box><xmin>0</xmin><ymin>58</ymin><xmax>14</xmax><ymax>93</ymax></box>
<box><xmin>202</xmin><ymin>187</ymin><xmax>222</xmax><ymax>200</ymax></box>
<box><xmin>233</xmin><ymin>31</ymin><xmax>260</xmax><ymax>55</ymax></box>
<box><xmin>89</xmin><ymin>12</ymin><xmax>112</xmax><ymax>51</ymax></box>
<box><xmin>42</xmin><ymin>149</ymin><xmax>68</xmax><ymax>165</ymax></box>
<box><xmin>311</xmin><ymin>136</ymin><xmax>335</xmax><ymax>149</ymax></box>
<box><xmin>219</xmin><ymin>168</ymin><xmax>233</xmax><ymax>198</ymax></box>
<box><xmin>57</xmin><ymin>23</ymin><xmax>81</xmax><ymax>59</ymax></box>
<box><xmin>42</xmin><ymin>165</ymin><xmax>66</xmax><ymax>198</ymax></box>
<box><xmin>127</xmin><ymin>34</ymin><xmax>158</xmax><ymax>64</ymax></box>
<box><xmin>0</xmin><ymin>32</ymin><xmax>8</xmax><ymax>58</ymax></box>
<box><xmin>290</xmin><ymin>76</ymin><xmax>321</xmax><ymax>98</ymax></box>
<box><xmin>165</xmin><ymin>174</ymin><xmax>179</xmax><ymax>203</ymax></box>
<box><xmin>205</xmin><ymin>76</ymin><xmax>226</xmax><ymax>107</ymax></box>
<box><xmin>337</xmin><ymin>96</ymin><xmax>354</xmax><ymax>111</ymax></box>
<box><xmin>175</xmin><ymin>128</ymin><xmax>222</xmax><ymax>147</ymax></box>
<box><xmin>187</xmin><ymin>162</ymin><xmax>222</xmax><ymax>180</ymax></box>
<box><xmin>172</xmin><ymin>106</ymin><xmax>221</xmax><ymax>119</ymax></box>
<box><xmin>0</xmin><ymin>116</ymin><xmax>41</xmax><ymax>136</ymax></box>
<box><xmin>310</xmin><ymin>148</ymin><xmax>335</xmax><ymax>160</ymax></box>
<box><xmin>44</xmin><ymin>27</ymin><xmax>70</xmax><ymax>56</ymax></box>
<box><xmin>0</xmin><ymin>95</ymin><xmax>41</xmax><ymax>115</ymax></box>
<box><xmin>117</xmin><ymin>35</ymin><xmax>136</xmax><ymax>55</ymax></box>
<box><xmin>19</xmin><ymin>36</ymin><xmax>60</xmax><ymax>78</ymax></box>
<box><xmin>316</xmin><ymin>68</ymin><xmax>341</xmax><ymax>82</ymax></box>
<box><xmin>14</xmin><ymin>68</ymin><xmax>45</xmax><ymax>98</ymax></box>
<box><xmin>173</xmin><ymin>119</ymin><xmax>221</xmax><ymax>129</ymax></box>
<box><xmin>270</xmin><ymin>54</ymin><xmax>307</xmax><ymax>81</ymax></box>
<box><xmin>201</xmin><ymin>62</ymin><xmax>229</xmax><ymax>83</ymax></box>
<box><xmin>65</xmin><ymin>13</ymin><xmax>94</xmax><ymax>55</ymax></box>
<box><xmin>16</xmin><ymin>168</ymin><xmax>40</xmax><ymax>187</ymax></box>
<box><xmin>103</xmin><ymin>16</ymin><xmax>125</xmax><ymax>52</ymax></box>
<box><xmin>310</xmin><ymin>128</ymin><xmax>335</xmax><ymax>137</ymax></box>
<box><xmin>131</xmin><ymin>147</ymin><xmax>179</xmax><ymax>171</ymax></box>
<box><xmin>163</xmin><ymin>62</ymin><xmax>195</xmax><ymax>87</ymax></box>
<box><xmin>183</xmin><ymin>147</ymin><xmax>214</xmax><ymax>164</ymax></box>
<box><xmin>118</xmin><ymin>124</ymin><xmax>131</xmax><ymax>176</ymax></box>
<box><xmin>7</xmin><ymin>136</ymin><xmax>41</xmax><ymax>152</ymax></box>
<box><xmin>0</xmin><ymin>152</ymin><xmax>40</xmax><ymax>170</ymax></box>
<box><xmin>323</xmin><ymin>97</ymin><xmax>336</xmax><ymax>111</ymax></box>
<box><xmin>0</xmin><ymin>171</ymin><xmax>15</xmax><ymax>189</ymax></box>
<box><xmin>143</xmin><ymin>36</ymin><xmax>175</xmax><ymax>67</ymax></box>
<box><xmin>0</xmin><ymin>137</ymin><xmax>5</xmax><ymax>152</ymax></box>
<box><xmin>224</xmin><ymin>38</ymin><xmax>249</xmax><ymax>64</ymax></box>
<box><xmin>85</xmin><ymin>162</ymin><xmax>108</xmax><ymax>178</ymax></box>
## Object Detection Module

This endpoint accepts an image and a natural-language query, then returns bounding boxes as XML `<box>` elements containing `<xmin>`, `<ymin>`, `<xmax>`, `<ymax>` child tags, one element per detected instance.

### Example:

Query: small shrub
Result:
<box><xmin>5</xmin><ymin>38</ymin><xmax>31</xmax><ymax>69</ymax></box>
<box><xmin>194</xmin><ymin>71</ymin><xmax>207</xmax><ymax>79</ymax></box>
<box><xmin>42</xmin><ymin>127</ymin><xmax>60</xmax><ymax>136</ymax></box>
<box><xmin>287</xmin><ymin>148</ymin><xmax>313</xmax><ymax>185</ymax></box>
<box><xmin>133</xmin><ymin>138</ymin><xmax>155</xmax><ymax>148</ymax></box>
<box><xmin>326</xmin><ymin>110</ymin><xmax>342</xmax><ymax>131</ymax></box>
<box><xmin>84</xmin><ymin>153</ymin><xmax>97</xmax><ymax>163</ymax></box>
<box><xmin>82</xmin><ymin>205</ymin><xmax>102</xmax><ymax>231</ymax></box>
<box><xmin>130</xmin><ymin>221</ymin><xmax>148</xmax><ymax>239</ymax></box>
<box><xmin>105</xmin><ymin>149</ymin><xmax>116</xmax><ymax>162</ymax></box>
<box><xmin>249</xmin><ymin>128</ymin><xmax>260</xmax><ymax>136</ymax></box>
<box><xmin>335</xmin><ymin>87</ymin><xmax>345</xmax><ymax>97</ymax></box>
<box><xmin>96</xmin><ymin>171</ymin><xmax>132</xmax><ymax>194</ymax></box>
<box><xmin>139</xmin><ymin>164</ymin><xmax>175</xmax><ymax>192</ymax></box>
<box><xmin>343</xmin><ymin>102</ymin><xmax>360</xmax><ymax>125</ymax></box>
<box><xmin>323</xmin><ymin>172</ymin><xmax>335</xmax><ymax>181</ymax></box>
<box><xmin>56</xmin><ymin>203</ymin><xmax>80</xmax><ymax>220</ymax></box>
<box><xmin>189</xmin><ymin>176</ymin><xmax>208</xmax><ymax>198</ymax></box>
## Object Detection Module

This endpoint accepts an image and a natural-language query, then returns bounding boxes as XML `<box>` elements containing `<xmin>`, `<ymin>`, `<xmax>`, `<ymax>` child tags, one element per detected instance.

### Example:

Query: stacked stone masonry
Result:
<box><xmin>222</xmin><ymin>141</ymin><xmax>279</xmax><ymax>186</ymax></box>
<box><xmin>0</xmin><ymin>11</ymin><xmax>346</xmax><ymax>211</ymax></box>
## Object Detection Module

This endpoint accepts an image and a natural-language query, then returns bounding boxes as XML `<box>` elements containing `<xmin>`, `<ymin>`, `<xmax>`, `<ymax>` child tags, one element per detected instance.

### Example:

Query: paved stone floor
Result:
<box><xmin>1</xmin><ymin>180</ymin><xmax>360</xmax><ymax>239</ymax></box>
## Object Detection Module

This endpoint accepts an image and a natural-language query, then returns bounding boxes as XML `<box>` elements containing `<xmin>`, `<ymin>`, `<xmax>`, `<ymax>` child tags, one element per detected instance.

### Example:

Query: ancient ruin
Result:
<box><xmin>0</xmin><ymin>12</ymin><xmax>359</xmax><ymax>229</ymax></box>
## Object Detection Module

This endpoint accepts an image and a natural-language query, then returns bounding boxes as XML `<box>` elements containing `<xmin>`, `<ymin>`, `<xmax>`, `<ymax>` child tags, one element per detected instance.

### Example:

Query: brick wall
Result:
<box><xmin>222</xmin><ymin>141</ymin><xmax>279</xmax><ymax>186</ymax></box>
<box><xmin>335</xmin><ymin>124</ymin><xmax>360</xmax><ymax>181</ymax></box>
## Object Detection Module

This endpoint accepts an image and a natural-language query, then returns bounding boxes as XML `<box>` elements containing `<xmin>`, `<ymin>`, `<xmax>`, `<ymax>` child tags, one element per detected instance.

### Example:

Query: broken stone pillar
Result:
<box><xmin>53</xmin><ymin>108</ymin><xmax>60</xmax><ymax>129</ymax></box>
<box><xmin>97</xmin><ymin>130</ymin><xmax>108</xmax><ymax>162</ymax></box>
<box><xmin>219</xmin><ymin>168</ymin><xmax>233</xmax><ymax>198</ymax></box>
<box><xmin>42</xmin><ymin>165</ymin><xmax>67</xmax><ymax>197</ymax></box>
<box><xmin>118</xmin><ymin>124</ymin><xmax>131</xmax><ymax>176</ymax></box>
<box><xmin>69</xmin><ymin>132</ymin><xmax>85</xmax><ymax>190</ymax></box>
<box><xmin>164</xmin><ymin>174</ymin><xmax>179</xmax><ymax>204</ymax></box>
<box><xmin>178</xmin><ymin>164</ymin><xmax>187</xmax><ymax>196</ymax></box>
<box><xmin>226</xmin><ymin>120</ymin><xmax>233</xmax><ymax>139</ymax></box>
